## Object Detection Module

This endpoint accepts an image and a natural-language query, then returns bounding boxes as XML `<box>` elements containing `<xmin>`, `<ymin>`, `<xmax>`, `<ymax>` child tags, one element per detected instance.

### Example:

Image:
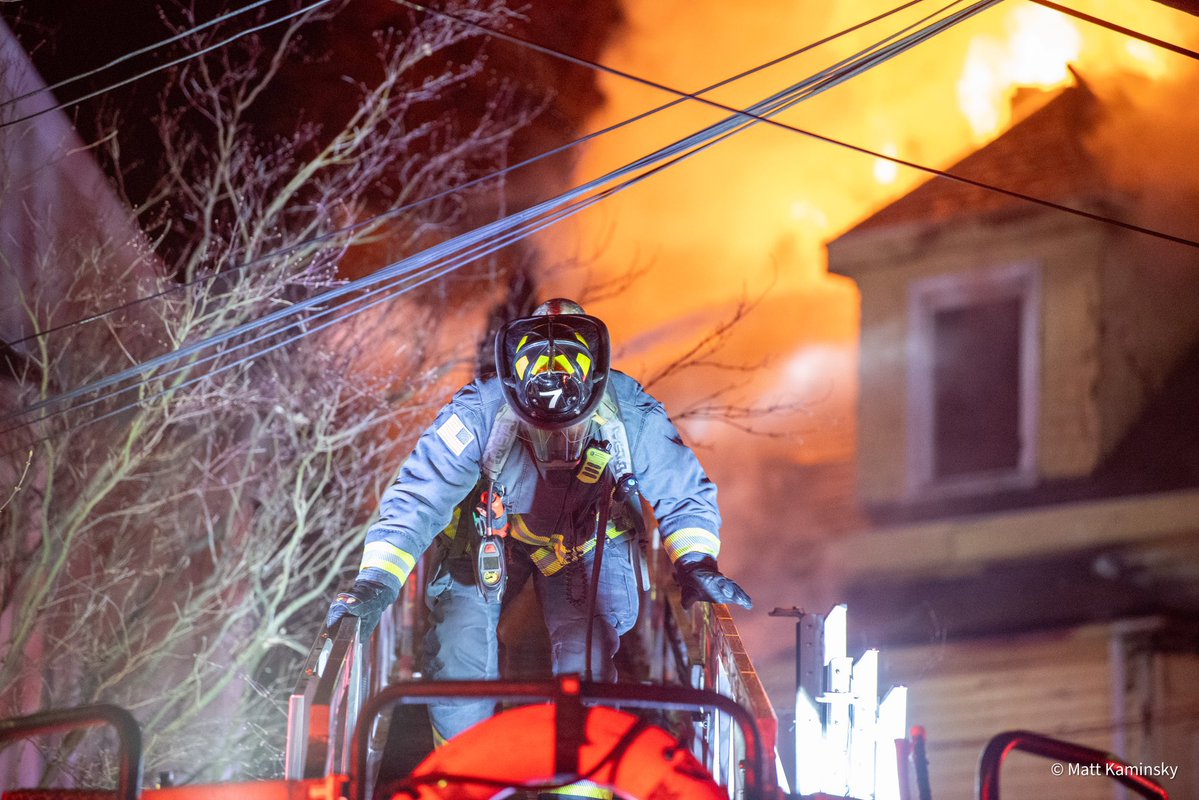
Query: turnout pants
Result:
<box><xmin>421</xmin><ymin>536</ymin><xmax>640</xmax><ymax>743</ymax></box>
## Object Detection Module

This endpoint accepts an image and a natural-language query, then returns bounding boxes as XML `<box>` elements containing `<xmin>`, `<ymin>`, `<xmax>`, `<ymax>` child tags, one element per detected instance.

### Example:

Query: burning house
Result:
<box><xmin>824</xmin><ymin>75</ymin><xmax>1199</xmax><ymax>800</ymax></box>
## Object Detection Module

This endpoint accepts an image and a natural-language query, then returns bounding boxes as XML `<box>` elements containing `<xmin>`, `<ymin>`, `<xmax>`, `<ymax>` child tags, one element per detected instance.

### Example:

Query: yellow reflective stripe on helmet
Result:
<box><xmin>529</xmin><ymin>353</ymin><xmax>577</xmax><ymax>375</ymax></box>
<box><xmin>361</xmin><ymin>540</ymin><xmax>417</xmax><ymax>581</ymax></box>
<box><xmin>515</xmin><ymin>354</ymin><xmax>530</xmax><ymax>379</ymax></box>
<box><xmin>662</xmin><ymin>527</ymin><xmax>720</xmax><ymax>562</ymax></box>
<box><xmin>575</xmin><ymin>352</ymin><xmax>591</xmax><ymax>378</ymax></box>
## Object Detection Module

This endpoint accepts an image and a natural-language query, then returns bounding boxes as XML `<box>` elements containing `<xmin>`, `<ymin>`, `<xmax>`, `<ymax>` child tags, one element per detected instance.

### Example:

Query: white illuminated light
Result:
<box><xmin>876</xmin><ymin>687</ymin><xmax>910</xmax><ymax>800</ymax></box>
<box><xmin>795</xmin><ymin>687</ymin><xmax>824</xmax><ymax>795</ymax></box>
<box><xmin>793</xmin><ymin>605</ymin><xmax>909</xmax><ymax>800</ymax></box>
<box><xmin>848</xmin><ymin>650</ymin><xmax>880</xmax><ymax>800</ymax></box>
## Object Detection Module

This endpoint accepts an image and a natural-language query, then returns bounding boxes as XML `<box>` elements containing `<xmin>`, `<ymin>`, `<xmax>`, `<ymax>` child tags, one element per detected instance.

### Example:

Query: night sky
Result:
<box><xmin>2</xmin><ymin>0</ymin><xmax>624</xmax><ymax>236</ymax></box>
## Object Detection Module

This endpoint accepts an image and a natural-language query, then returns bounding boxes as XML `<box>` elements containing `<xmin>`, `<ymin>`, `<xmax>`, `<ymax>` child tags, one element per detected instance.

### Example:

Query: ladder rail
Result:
<box><xmin>0</xmin><ymin>704</ymin><xmax>143</xmax><ymax>800</ymax></box>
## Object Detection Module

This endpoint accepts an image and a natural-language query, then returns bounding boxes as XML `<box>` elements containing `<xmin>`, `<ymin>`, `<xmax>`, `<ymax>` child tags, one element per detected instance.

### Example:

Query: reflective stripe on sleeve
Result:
<box><xmin>662</xmin><ymin>527</ymin><xmax>720</xmax><ymax>562</ymax></box>
<box><xmin>360</xmin><ymin>540</ymin><xmax>418</xmax><ymax>583</ymax></box>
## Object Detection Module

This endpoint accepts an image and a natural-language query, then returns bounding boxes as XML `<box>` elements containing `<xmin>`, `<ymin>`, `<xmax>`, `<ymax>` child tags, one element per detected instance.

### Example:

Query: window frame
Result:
<box><xmin>906</xmin><ymin>260</ymin><xmax>1042</xmax><ymax>498</ymax></box>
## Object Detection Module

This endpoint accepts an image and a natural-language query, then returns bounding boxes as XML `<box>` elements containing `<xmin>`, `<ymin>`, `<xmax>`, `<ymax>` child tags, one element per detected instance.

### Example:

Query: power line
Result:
<box><xmin>6</xmin><ymin>0</ymin><xmax>936</xmax><ymax>348</ymax></box>
<box><xmin>4</xmin><ymin>0</ymin><xmax>991</xmax><ymax>435</ymax></box>
<box><xmin>8</xmin><ymin>4</ymin><xmax>1198</xmax><ymax>440</ymax></box>
<box><xmin>1</xmin><ymin>128</ymin><xmax>725</xmax><ymax>456</ymax></box>
<box><xmin>0</xmin><ymin>0</ymin><xmax>281</xmax><ymax>111</ymax></box>
<box><xmin>1030</xmin><ymin>0</ymin><xmax>1199</xmax><ymax>61</ymax></box>
<box><xmin>16</xmin><ymin>0</ymin><xmax>1199</xmax><ymax>439</ymax></box>
<box><xmin>0</xmin><ymin>0</ymin><xmax>337</xmax><ymax>129</ymax></box>
<box><xmin>401</xmin><ymin>0</ymin><xmax>1199</xmax><ymax>252</ymax></box>
<box><xmin>29</xmin><ymin>0</ymin><xmax>1199</xmax><ymax>350</ymax></box>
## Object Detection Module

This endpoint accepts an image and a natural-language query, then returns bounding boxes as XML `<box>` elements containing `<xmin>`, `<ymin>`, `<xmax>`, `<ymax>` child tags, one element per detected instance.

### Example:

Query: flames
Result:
<box><xmin>957</xmin><ymin>2</ymin><xmax>1182</xmax><ymax>140</ymax></box>
<box><xmin>540</xmin><ymin>0</ymin><xmax>1199</xmax><ymax>463</ymax></box>
<box><xmin>957</xmin><ymin>5</ymin><xmax>1082</xmax><ymax>139</ymax></box>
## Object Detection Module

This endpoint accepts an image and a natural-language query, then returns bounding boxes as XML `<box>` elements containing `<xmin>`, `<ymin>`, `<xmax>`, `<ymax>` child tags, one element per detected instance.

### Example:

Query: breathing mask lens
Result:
<box><xmin>523</xmin><ymin>421</ymin><xmax>592</xmax><ymax>466</ymax></box>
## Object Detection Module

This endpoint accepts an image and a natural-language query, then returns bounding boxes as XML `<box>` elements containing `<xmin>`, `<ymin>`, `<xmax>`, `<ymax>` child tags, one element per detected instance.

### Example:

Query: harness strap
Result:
<box><xmin>481</xmin><ymin>403</ymin><xmax>521</xmax><ymax>482</ymax></box>
<box><xmin>468</xmin><ymin>390</ymin><xmax>636</xmax><ymax>576</ymax></box>
<box><xmin>593</xmin><ymin>391</ymin><xmax>631</xmax><ymax>478</ymax></box>
<box><xmin>480</xmin><ymin>389</ymin><xmax>632</xmax><ymax>488</ymax></box>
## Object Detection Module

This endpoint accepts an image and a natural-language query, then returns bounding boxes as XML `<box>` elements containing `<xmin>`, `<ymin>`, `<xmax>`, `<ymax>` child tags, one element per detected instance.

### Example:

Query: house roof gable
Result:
<box><xmin>834</xmin><ymin>79</ymin><xmax>1109</xmax><ymax>239</ymax></box>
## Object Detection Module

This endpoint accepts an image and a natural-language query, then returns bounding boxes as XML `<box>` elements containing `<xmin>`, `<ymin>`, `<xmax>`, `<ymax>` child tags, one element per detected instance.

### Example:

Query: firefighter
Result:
<box><xmin>326</xmin><ymin>298</ymin><xmax>751</xmax><ymax>793</ymax></box>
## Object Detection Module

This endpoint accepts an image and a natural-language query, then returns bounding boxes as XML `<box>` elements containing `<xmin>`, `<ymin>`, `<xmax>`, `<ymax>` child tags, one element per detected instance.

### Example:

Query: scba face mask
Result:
<box><xmin>495</xmin><ymin>308</ymin><xmax>610</xmax><ymax>465</ymax></box>
<box><xmin>520</xmin><ymin>420</ymin><xmax>594</xmax><ymax>467</ymax></box>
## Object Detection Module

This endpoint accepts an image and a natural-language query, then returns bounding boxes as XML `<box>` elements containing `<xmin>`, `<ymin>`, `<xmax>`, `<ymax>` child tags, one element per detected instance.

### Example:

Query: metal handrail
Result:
<box><xmin>645</xmin><ymin>534</ymin><xmax>779</xmax><ymax>795</ymax></box>
<box><xmin>285</xmin><ymin>617</ymin><xmax>363</xmax><ymax>779</ymax></box>
<box><xmin>0</xmin><ymin>704</ymin><xmax>143</xmax><ymax>800</ymax></box>
<box><xmin>347</xmin><ymin>676</ymin><xmax>768</xmax><ymax>800</ymax></box>
<box><xmin>978</xmin><ymin>730</ymin><xmax>1169</xmax><ymax>800</ymax></box>
<box><xmin>292</xmin><ymin>529</ymin><xmax>778</xmax><ymax>796</ymax></box>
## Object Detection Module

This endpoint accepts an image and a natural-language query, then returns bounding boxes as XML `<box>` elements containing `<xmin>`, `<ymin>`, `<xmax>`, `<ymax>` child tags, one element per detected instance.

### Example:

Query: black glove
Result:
<box><xmin>674</xmin><ymin>556</ymin><xmax>753</xmax><ymax>610</ymax></box>
<box><xmin>325</xmin><ymin>579</ymin><xmax>399</xmax><ymax>637</ymax></box>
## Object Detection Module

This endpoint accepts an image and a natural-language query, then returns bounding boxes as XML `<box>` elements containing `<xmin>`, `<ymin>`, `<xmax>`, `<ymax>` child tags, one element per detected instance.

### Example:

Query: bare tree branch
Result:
<box><xmin>1</xmin><ymin>0</ymin><xmax>535</xmax><ymax>784</ymax></box>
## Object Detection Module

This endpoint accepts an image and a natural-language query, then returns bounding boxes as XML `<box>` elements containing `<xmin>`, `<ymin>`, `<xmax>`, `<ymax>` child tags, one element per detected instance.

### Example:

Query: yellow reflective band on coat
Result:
<box><xmin>538</xmin><ymin>781</ymin><xmax>613</xmax><ymax>799</ymax></box>
<box><xmin>662</xmin><ymin>527</ymin><xmax>720</xmax><ymax>562</ymax></box>
<box><xmin>361</xmin><ymin>540</ymin><xmax>417</xmax><ymax>582</ymax></box>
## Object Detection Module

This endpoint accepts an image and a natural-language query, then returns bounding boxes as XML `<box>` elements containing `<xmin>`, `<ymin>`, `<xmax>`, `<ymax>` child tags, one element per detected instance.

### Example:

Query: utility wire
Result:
<box><xmin>15</xmin><ymin>0</ymin><xmax>1199</xmax><ymax>436</ymax></box>
<box><xmin>6</xmin><ymin>0</ymin><xmax>935</xmax><ymax>348</ymax></box>
<box><xmin>3</xmin><ymin>0</ymin><xmax>989</xmax><ymax>435</ymax></box>
<box><xmin>9</xmin><ymin>0</ymin><xmax>1199</xmax><ymax>415</ymax></box>
<box><xmin>6</xmin><ymin>107</ymin><xmax>757</xmax><ymax>444</ymax></box>
<box><xmin>27</xmin><ymin>0</ymin><xmax>1199</xmax><ymax>349</ymax></box>
<box><xmin>1030</xmin><ymin>0</ymin><xmax>1199</xmax><ymax>61</ymax></box>
<box><xmin>1</xmin><ymin>128</ymin><xmax>730</xmax><ymax>456</ymax></box>
<box><xmin>0</xmin><ymin>0</ymin><xmax>336</xmax><ymax>129</ymax></box>
<box><xmin>1</xmin><ymin>0</ymin><xmax>281</xmax><ymax>110</ymax></box>
<box><xmin>403</xmin><ymin>0</ymin><xmax>1199</xmax><ymax>253</ymax></box>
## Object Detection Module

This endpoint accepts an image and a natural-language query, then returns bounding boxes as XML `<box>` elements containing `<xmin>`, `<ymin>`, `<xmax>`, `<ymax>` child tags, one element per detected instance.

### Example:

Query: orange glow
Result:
<box><xmin>873</xmin><ymin>142</ymin><xmax>900</xmax><ymax>185</ymax></box>
<box><xmin>540</xmin><ymin>0</ymin><xmax>1199</xmax><ymax>468</ymax></box>
<box><xmin>1123</xmin><ymin>38</ymin><xmax>1170</xmax><ymax>79</ymax></box>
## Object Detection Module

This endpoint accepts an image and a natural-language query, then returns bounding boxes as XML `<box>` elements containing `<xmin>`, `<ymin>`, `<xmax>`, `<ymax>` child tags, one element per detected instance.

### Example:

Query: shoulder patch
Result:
<box><xmin>436</xmin><ymin>413</ymin><xmax>475</xmax><ymax>456</ymax></box>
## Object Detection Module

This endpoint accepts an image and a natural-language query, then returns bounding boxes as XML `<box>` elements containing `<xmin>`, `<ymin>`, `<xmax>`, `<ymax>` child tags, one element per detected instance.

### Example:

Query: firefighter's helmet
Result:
<box><xmin>495</xmin><ymin>298</ymin><xmax>610</xmax><ymax>464</ymax></box>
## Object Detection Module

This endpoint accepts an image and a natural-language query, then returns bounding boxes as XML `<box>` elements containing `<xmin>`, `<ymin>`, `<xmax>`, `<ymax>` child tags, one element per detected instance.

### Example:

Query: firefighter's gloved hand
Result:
<box><xmin>674</xmin><ymin>555</ymin><xmax>753</xmax><ymax>610</ymax></box>
<box><xmin>325</xmin><ymin>579</ymin><xmax>399</xmax><ymax>637</ymax></box>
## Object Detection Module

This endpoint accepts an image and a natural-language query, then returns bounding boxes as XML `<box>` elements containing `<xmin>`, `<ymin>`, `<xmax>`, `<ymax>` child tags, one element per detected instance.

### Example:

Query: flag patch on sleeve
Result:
<box><xmin>436</xmin><ymin>413</ymin><xmax>474</xmax><ymax>456</ymax></box>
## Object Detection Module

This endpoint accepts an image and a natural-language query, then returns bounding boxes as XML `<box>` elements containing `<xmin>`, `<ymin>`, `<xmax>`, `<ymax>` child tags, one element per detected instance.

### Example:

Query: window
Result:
<box><xmin>907</xmin><ymin>262</ymin><xmax>1040</xmax><ymax>495</ymax></box>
